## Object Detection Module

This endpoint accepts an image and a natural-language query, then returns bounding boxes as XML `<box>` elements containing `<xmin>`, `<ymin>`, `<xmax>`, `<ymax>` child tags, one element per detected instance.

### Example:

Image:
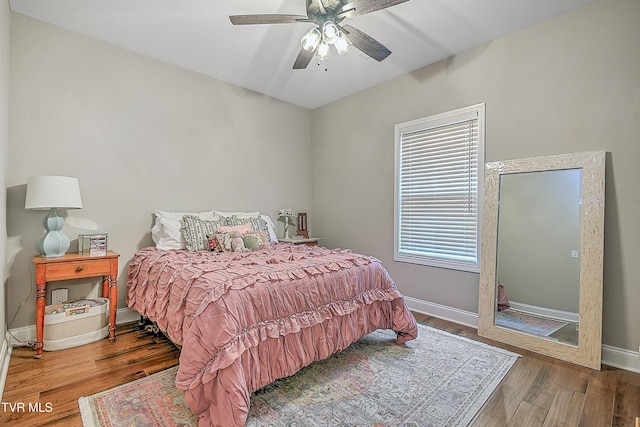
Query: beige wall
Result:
<box><xmin>6</xmin><ymin>14</ymin><xmax>312</xmax><ymax>329</ymax></box>
<box><xmin>311</xmin><ymin>0</ymin><xmax>640</xmax><ymax>351</ymax></box>
<box><xmin>0</xmin><ymin>0</ymin><xmax>9</xmax><ymax>353</ymax></box>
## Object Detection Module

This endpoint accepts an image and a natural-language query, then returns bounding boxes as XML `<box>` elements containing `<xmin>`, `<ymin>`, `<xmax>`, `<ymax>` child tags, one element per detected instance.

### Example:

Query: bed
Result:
<box><xmin>126</xmin><ymin>210</ymin><xmax>418</xmax><ymax>426</ymax></box>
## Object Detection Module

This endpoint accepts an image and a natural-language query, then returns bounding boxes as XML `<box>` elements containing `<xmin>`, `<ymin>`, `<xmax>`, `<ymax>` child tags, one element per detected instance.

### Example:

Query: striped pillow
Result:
<box><xmin>221</xmin><ymin>215</ymin><xmax>270</xmax><ymax>234</ymax></box>
<box><xmin>181</xmin><ymin>215</ymin><xmax>227</xmax><ymax>251</ymax></box>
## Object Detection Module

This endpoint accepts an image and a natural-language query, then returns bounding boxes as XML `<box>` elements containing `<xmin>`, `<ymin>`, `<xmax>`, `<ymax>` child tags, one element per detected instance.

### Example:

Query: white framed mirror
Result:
<box><xmin>478</xmin><ymin>151</ymin><xmax>605</xmax><ymax>370</ymax></box>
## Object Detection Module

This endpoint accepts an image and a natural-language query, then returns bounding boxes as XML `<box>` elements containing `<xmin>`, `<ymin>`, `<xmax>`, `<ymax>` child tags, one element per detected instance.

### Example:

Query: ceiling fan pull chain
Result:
<box><xmin>316</xmin><ymin>57</ymin><xmax>328</xmax><ymax>72</ymax></box>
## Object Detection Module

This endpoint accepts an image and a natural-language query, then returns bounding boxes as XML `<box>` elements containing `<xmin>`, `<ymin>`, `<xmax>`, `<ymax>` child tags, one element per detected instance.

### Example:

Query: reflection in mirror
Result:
<box><xmin>478</xmin><ymin>151</ymin><xmax>605</xmax><ymax>370</ymax></box>
<box><xmin>495</xmin><ymin>169</ymin><xmax>581</xmax><ymax>346</ymax></box>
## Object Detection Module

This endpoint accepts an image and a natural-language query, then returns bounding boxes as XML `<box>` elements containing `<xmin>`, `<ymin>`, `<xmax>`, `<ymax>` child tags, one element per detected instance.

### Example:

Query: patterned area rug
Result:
<box><xmin>79</xmin><ymin>324</ymin><xmax>519</xmax><ymax>427</ymax></box>
<box><xmin>495</xmin><ymin>309</ymin><xmax>569</xmax><ymax>336</ymax></box>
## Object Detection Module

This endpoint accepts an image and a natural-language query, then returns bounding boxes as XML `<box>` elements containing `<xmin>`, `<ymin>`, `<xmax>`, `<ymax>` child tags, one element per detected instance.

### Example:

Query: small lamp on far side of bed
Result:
<box><xmin>25</xmin><ymin>175</ymin><xmax>83</xmax><ymax>258</ymax></box>
<box><xmin>278</xmin><ymin>209</ymin><xmax>296</xmax><ymax>239</ymax></box>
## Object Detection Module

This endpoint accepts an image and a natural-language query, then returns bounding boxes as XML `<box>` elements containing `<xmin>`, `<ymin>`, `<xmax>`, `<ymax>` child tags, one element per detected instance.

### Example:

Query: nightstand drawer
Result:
<box><xmin>45</xmin><ymin>260</ymin><xmax>111</xmax><ymax>280</ymax></box>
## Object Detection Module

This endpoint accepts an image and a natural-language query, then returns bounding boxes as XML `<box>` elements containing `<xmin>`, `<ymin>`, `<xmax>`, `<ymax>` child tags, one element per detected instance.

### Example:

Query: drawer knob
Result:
<box><xmin>76</xmin><ymin>266</ymin><xmax>84</xmax><ymax>273</ymax></box>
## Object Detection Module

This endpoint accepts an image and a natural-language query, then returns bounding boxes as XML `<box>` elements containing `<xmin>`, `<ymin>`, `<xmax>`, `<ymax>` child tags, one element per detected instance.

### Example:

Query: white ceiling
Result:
<box><xmin>9</xmin><ymin>0</ymin><xmax>598</xmax><ymax>110</ymax></box>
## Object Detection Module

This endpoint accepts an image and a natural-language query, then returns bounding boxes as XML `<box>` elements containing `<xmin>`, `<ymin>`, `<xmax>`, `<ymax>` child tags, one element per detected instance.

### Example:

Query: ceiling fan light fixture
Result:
<box><xmin>334</xmin><ymin>33</ymin><xmax>352</xmax><ymax>55</ymax></box>
<box><xmin>230</xmin><ymin>0</ymin><xmax>406</xmax><ymax>70</ymax></box>
<box><xmin>322</xmin><ymin>21</ymin><xmax>340</xmax><ymax>44</ymax></box>
<box><xmin>317</xmin><ymin>39</ymin><xmax>330</xmax><ymax>60</ymax></box>
<box><xmin>301</xmin><ymin>27</ymin><xmax>321</xmax><ymax>53</ymax></box>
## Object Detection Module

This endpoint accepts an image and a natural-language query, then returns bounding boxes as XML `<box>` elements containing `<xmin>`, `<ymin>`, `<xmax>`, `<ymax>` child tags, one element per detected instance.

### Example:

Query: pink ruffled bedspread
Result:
<box><xmin>126</xmin><ymin>244</ymin><xmax>417</xmax><ymax>427</ymax></box>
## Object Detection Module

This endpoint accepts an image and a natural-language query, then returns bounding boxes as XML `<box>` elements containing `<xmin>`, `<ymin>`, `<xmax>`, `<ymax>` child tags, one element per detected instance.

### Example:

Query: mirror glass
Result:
<box><xmin>495</xmin><ymin>169</ymin><xmax>581</xmax><ymax>346</ymax></box>
<box><xmin>478</xmin><ymin>151</ymin><xmax>605</xmax><ymax>370</ymax></box>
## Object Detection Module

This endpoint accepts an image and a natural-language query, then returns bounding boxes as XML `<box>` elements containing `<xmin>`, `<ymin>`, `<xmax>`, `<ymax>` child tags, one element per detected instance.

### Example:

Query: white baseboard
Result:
<box><xmin>404</xmin><ymin>296</ymin><xmax>479</xmax><ymax>329</ymax></box>
<box><xmin>0</xmin><ymin>332</ymin><xmax>12</xmax><ymax>402</ymax></box>
<box><xmin>6</xmin><ymin>324</ymin><xmax>30</xmax><ymax>344</ymax></box>
<box><xmin>404</xmin><ymin>296</ymin><xmax>640</xmax><ymax>373</ymax></box>
<box><xmin>116</xmin><ymin>308</ymin><xmax>141</xmax><ymax>325</ymax></box>
<box><xmin>601</xmin><ymin>344</ymin><xmax>640</xmax><ymax>374</ymax></box>
<box><xmin>508</xmin><ymin>300</ymin><xmax>579</xmax><ymax>324</ymax></box>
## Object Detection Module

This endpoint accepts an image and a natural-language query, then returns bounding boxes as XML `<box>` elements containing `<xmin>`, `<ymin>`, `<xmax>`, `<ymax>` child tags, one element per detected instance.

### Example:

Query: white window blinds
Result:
<box><xmin>394</xmin><ymin>104</ymin><xmax>484</xmax><ymax>272</ymax></box>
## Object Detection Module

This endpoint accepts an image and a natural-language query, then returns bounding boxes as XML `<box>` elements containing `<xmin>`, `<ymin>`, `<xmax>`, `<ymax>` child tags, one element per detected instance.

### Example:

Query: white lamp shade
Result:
<box><xmin>335</xmin><ymin>33</ymin><xmax>352</xmax><ymax>55</ymax></box>
<box><xmin>322</xmin><ymin>21</ymin><xmax>339</xmax><ymax>44</ymax></box>
<box><xmin>301</xmin><ymin>27</ymin><xmax>321</xmax><ymax>53</ymax></box>
<box><xmin>317</xmin><ymin>40</ymin><xmax>330</xmax><ymax>60</ymax></box>
<box><xmin>25</xmin><ymin>176</ymin><xmax>83</xmax><ymax>210</ymax></box>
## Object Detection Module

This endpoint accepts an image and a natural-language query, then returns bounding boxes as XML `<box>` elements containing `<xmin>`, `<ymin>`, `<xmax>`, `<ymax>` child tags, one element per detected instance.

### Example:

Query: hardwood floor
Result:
<box><xmin>413</xmin><ymin>314</ymin><xmax>640</xmax><ymax>427</ymax></box>
<box><xmin>0</xmin><ymin>322</ymin><xmax>180</xmax><ymax>426</ymax></box>
<box><xmin>1</xmin><ymin>314</ymin><xmax>639</xmax><ymax>426</ymax></box>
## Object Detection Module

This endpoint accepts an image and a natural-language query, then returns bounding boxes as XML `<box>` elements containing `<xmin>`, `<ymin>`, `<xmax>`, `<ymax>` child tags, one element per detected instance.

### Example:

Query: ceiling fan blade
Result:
<box><xmin>293</xmin><ymin>47</ymin><xmax>315</xmax><ymax>69</ymax></box>
<box><xmin>341</xmin><ymin>24</ymin><xmax>391</xmax><ymax>62</ymax></box>
<box><xmin>339</xmin><ymin>0</ymin><xmax>409</xmax><ymax>19</ymax></box>
<box><xmin>229</xmin><ymin>14</ymin><xmax>310</xmax><ymax>25</ymax></box>
<box><xmin>317</xmin><ymin>0</ymin><xmax>327</xmax><ymax>15</ymax></box>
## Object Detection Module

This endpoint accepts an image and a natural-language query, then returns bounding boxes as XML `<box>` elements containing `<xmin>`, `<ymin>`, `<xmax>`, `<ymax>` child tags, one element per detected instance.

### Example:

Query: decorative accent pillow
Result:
<box><xmin>243</xmin><ymin>231</ymin><xmax>271</xmax><ymax>250</ymax></box>
<box><xmin>181</xmin><ymin>215</ymin><xmax>227</xmax><ymax>251</ymax></box>
<box><xmin>206</xmin><ymin>233</ymin><xmax>224</xmax><ymax>252</ymax></box>
<box><xmin>216</xmin><ymin>223</ymin><xmax>253</xmax><ymax>234</ymax></box>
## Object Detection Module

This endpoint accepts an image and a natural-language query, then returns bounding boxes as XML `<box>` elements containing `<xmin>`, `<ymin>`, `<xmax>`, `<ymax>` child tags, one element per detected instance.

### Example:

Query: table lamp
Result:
<box><xmin>278</xmin><ymin>209</ymin><xmax>296</xmax><ymax>239</ymax></box>
<box><xmin>25</xmin><ymin>175</ymin><xmax>83</xmax><ymax>257</ymax></box>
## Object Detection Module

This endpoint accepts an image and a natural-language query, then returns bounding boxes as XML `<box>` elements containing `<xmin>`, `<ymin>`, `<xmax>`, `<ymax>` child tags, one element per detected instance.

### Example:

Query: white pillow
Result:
<box><xmin>213</xmin><ymin>210</ymin><xmax>278</xmax><ymax>242</ymax></box>
<box><xmin>261</xmin><ymin>215</ymin><xmax>278</xmax><ymax>243</ymax></box>
<box><xmin>152</xmin><ymin>210</ymin><xmax>217</xmax><ymax>250</ymax></box>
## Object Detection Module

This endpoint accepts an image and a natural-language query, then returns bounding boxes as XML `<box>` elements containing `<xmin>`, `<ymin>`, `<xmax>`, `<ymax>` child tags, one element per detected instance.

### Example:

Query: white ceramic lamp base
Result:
<box><xmin>36</xmin><ymin>208</ymin><xmax>70</xmax><ymax>257</ymax></box>
<box><xmin>283</xmin><ymin>216</ymin><xmax>291</xmax><ymax>239</ymax></box>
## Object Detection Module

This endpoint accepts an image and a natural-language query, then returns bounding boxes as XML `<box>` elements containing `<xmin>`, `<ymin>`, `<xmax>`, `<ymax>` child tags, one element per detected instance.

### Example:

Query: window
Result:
<box><xmin>394</xmin><ymin>104</ymin><xmax>485</xmax><ymax>272</ymax></box>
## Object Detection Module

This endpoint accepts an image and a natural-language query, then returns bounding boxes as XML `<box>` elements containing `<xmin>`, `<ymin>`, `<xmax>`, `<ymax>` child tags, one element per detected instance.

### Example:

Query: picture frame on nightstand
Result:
<box><xmin>78</xmin><ymin>233</ymin><xmax>108</xmax><ymax>256</ymax></box>
<box><xmin>297</xmin><ymin>212</ymin><xmax>309</xmax><ymax>238</ymax></box>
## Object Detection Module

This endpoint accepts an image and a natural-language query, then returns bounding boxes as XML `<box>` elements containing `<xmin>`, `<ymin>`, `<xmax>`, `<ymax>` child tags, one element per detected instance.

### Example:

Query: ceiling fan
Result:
<box><xmin>229</xmin><ymin>0</ymin><xmax>410</xmax><ymax>69</ymax></box>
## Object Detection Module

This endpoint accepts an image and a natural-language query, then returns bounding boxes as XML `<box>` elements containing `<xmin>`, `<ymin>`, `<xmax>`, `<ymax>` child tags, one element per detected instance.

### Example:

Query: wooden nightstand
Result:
<box><xmin>279</xmin><ymin>237</ymin><xmax>322</xmax><ymax>247</ymax></box>
<box><xmin>32</xmin><ymin>250</ymin><xmax>119</xmax><ymax>358</ymax></box>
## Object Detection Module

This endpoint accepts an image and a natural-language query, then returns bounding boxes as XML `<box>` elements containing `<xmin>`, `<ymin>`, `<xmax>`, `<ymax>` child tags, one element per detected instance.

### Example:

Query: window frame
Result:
<box><xmin>393</xmin><ymin>103</ymin><xmax>485</xmax><ymax>273</ymax></box>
